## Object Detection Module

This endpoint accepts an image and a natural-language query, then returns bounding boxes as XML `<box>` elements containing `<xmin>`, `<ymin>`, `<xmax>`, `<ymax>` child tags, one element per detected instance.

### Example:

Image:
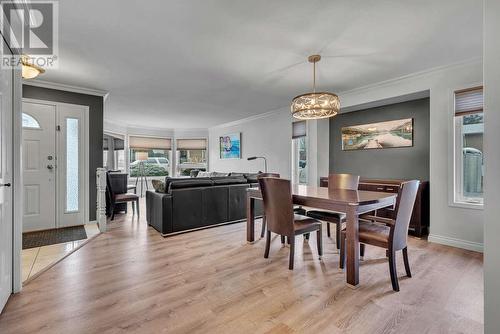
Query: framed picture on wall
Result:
<box><xmin>341</xmin><ymin>118</ymin><xmax>413</xmax><ymax>150</ymax></box>
<box><xmin>219</xmin><ymin>133</ymin><xmax>241</xmax><ymax>159</ymax></box>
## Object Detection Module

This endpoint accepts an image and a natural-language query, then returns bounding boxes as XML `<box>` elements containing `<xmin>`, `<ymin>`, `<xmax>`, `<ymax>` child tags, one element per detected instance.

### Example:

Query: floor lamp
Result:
<box><xmin>247</xmin><ymin>156</ymin><xmax>267</xmax><ymax>173</ymax></box>
<box><xmin>134</xmin><ymin>152</ymin><xmax>149</xmax><ymax>197</ymax></box>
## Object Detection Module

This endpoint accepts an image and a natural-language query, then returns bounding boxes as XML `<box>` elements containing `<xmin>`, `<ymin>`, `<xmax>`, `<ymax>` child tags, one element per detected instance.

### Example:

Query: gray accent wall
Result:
<box><xmin>329</xmin><ymin>98</ymin><xmax>430</xmax><ymax>180</ymax></box>
<box><xmin>22</xmin><ymin>85</ymin><xmax>104</xmax><ymax>221</ymax></box>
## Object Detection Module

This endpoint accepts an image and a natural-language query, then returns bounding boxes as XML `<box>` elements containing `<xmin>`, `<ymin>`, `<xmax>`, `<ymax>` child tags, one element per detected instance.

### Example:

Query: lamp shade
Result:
<box><xmin>135</xmin><ymin>151</ymin><xmax>149</xmax><ymax>161</ymax></box>
<box><xmin>291</xmin><ymin>92</ymin><xmax>340</xmax><ymax>120</ymax></box>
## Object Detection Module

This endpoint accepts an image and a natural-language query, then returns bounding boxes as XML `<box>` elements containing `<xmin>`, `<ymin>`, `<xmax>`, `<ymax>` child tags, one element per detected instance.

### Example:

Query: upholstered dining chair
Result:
<box><xmin>339</xmin><ymin>180</ymin><xmax>420</xmax><ymax>291</ymax></box>
<box><xmin>257</xmin><ymin>173</ymin><xmax>280</xmax><ymax>238</ymax></box>
<box><xmin>259</xmin><ymin>177</ymin><xmax>323</xmax><ymax>270</ymax></box>
<box><xmin>306</xmin><ymin>174</ymin><xmax>360</xmax><ymax>249</ymax></box>
<box><xmin>106</xmin><ymin>172</ymin><xmax>140</xmax><ymax>220</ymax></box>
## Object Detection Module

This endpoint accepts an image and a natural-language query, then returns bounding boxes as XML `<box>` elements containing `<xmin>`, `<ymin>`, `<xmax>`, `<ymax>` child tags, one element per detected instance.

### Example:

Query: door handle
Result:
<box><xmin>47</xmin><ymin>164</ymin><xmax>54</xmax><ymax>170</ymax></box>
<box><xmin>0</xmin><ymin>183</ymin><xmax>11</xmax><ymax>187</ymax></box>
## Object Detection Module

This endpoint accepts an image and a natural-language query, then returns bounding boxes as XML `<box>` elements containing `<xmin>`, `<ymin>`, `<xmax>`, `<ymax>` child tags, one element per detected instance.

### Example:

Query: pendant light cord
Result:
<box><xmin>313</xmin><ymin>61</ymin><xmax>316</xmax><ymax>93</ymax></box>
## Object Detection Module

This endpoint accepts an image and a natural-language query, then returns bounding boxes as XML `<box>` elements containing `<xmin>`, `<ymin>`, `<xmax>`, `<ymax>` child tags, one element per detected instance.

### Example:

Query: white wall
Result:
<box><xmin>336</xmin><ymin>59</ymin><xmax>484</xmax><ymax>251</ymax></box>
<box><xmin>208</xmin><ymin>109</ymin><xmax>292</xmax><ymax>178</ymax></box>
<box><xmin>483</xmin><ymin>0</ymin><xmax>500</xmax><ymax>331</ymax></box>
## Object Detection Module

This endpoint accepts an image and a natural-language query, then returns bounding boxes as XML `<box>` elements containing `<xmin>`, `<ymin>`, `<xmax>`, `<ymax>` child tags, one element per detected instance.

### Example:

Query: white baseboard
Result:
<box><xmin>428</xmin><ymin>234</ymin><xmax>483</xmax><ymax>253</ymax></box>
<box><xmin>86</xmin><ymin>220</ymin><xmax>97</xmax><ymax>225</ymax></box>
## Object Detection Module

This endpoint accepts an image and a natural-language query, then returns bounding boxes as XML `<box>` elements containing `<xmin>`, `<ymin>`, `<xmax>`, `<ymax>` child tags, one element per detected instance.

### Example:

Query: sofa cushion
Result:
<box><xmin>211</xmin><ymin>176</ymin><xmax>248</xmax><ymax>185</ymax></box>
<box><xmin>197</xmin><ymin>171</ymin><xmax>212</xmax><ymax>177</ymax></box>
<box><xmin>151</xmin><ymin>179</ymin><xmax>166</xmax><ymax>193</ymax></box>
<box><xmin>244</xmin><ymin>173</ymin><xmax>260</xmax><ymax>183</ymax></box>
<box><xmin>169</xmin><ymin>179</ymin><xmax>214</xmax><ymax>190</ymax></box>
<box><xmin>212</xmin><ymin>172</ymin><xmax>230</xmax><ymax>177</ymax></box>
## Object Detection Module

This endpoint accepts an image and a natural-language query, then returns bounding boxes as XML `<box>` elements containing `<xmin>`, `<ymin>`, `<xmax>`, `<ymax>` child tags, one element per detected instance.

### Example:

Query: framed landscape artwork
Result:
<box><xmin>219</xmin><ymin>133</ymin><xmax>241</xmax><ymax>159</ymax></box>
<box><xmin>341</xmin><ymin>118</ymin><xmax>413</xmax><ymax>151</ymax></box>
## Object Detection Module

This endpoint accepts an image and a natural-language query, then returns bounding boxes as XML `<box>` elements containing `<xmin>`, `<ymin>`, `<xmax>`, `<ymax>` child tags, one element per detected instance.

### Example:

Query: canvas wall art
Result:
<box><xmin>341</xmin><ymin>118</ymin><xmax>413</xmax><ymax>150</ymax></box>
<box><xmin>219</xmin><ymin>133</ymin><xmax>241</xmax><ymax>159</ymax></box>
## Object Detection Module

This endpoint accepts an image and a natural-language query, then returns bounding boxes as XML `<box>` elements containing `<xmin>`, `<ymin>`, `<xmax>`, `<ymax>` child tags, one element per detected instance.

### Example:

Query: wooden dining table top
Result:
<box><xmin>247</xmin><ymin>184</ymin><xmax>397</xmax><ymax>206</ymax></box>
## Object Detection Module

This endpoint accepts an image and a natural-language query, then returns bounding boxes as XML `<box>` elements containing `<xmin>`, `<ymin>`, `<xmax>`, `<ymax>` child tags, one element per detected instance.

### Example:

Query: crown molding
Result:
<box><xmin>338</xmin><ymin>57</ymin><xmax>482</xmax><ymax>96</ymax></box>
<box><xmin>22</xmin><ymin>79</ymin><xmax>109</xmax><ymax>97</ymax></box>
<box><xmin>209</xmin><ymin>106</ymin><xmax>288</xmax><ymax>130</ymax></box>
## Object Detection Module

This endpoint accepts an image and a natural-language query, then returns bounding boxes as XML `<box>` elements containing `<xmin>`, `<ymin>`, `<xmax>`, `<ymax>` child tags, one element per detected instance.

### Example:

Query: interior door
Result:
<box><xmin>22</xmin><ymin>102</ymin><xmax>56</xmax><ymax>232</ymax></box>
<box><xmin>0</xmin><ymin>40</ymin><xmax>13</xmax><ymax>312</ymax></box>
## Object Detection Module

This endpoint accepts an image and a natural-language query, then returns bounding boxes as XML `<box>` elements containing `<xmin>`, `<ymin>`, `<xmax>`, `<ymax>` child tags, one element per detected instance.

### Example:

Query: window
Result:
<box><xmin>129</xmin><ymin>136</ymin><xmax>172</xmax><ymax>178</ymax></box>
<box><xmin>454</xmin><ymin>86</ymin><xmax>483</xmax><ymax>205</ymax></box>
<box><xmin>66</xmin><ymin>118</ymin><xmax>80</xmax><ymax>212</ymax></box>
<box><xmin>22</xmin><ymin>113</ymin><xmax>41</xmax><ymax>128</ymax></box>
<box><xmin>292</xmin><ymin>121</ymin><xmax>308</xmax><ymax>185</ymax></box>
<box><xmin>176</xmin><ymin>139</ymin><xmax>207</xmax><ymax>176</ymax></box>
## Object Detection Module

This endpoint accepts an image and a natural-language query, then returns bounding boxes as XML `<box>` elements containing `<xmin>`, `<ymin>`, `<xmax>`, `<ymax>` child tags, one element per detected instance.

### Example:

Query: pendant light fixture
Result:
<box><xmin>291</xmin><ymin>55</ymin><xmax>340</xmax><ymax>120</ymax></box>
<box><xmin>21</xmin><ymin>55</ymin><xmax>45</xmax><ymax>79</ymax></box>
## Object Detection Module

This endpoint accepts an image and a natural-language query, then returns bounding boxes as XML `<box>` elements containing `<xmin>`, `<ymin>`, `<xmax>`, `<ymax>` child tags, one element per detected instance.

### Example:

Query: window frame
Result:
<box><xmin>128</xmin><ymin>134</ymin><xmax>173</xmax><ymax>178</ymax></box>
<box><xmin>174</xmin><ymin>137</ymin><xmax>209</xmax><ymax>177</ymax></box>
<box><xmin>450</xmin><ymin>84</ymin><xmax>484</xmax><ymax>210</ymax></box>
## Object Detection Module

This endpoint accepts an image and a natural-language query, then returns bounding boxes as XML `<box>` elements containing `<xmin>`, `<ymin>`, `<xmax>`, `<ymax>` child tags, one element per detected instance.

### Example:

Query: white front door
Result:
<box><xmin>0</xmin><ymin>42</ymin><xmax>13</xmax><ymax>311</ymax></box>
<box><xmin>22</xmin><ymin>101</ymin><xmax>87</xmax><ymax>232</ymax></box>
<box><xmin>22</xmin><ymin>102</ymin><xmax>56</xmax><ymax>231</ymax></box>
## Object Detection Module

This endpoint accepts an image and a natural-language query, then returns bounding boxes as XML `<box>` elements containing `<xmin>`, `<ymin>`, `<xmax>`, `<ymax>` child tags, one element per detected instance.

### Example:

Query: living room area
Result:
<box><xmin>1</xmin><ymin>1</ymin><xmax>500</xmax><ymax>333</ymax></box>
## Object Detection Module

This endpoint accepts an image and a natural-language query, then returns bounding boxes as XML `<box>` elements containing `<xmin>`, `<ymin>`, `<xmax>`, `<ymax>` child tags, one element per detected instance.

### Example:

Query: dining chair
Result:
<box><xmin>106</xmin><ymin>172</ymin><xmax>140</xmax><ymax>220</ymax></box>
<box><xmin>339</xmin><ymin>180</ymin><xmax>420</xmax><ymax>291</ymax></box>
<box><xmin>258</xmin><ymin>177</ymin><xmax>323</xmax><ymax>270</ymax></box>
<box><xmin>257</xmin><ymin>173</ymin><xmax>280</xmax><ymax>238</ymax></box>
<box><xmin>306</xmin><ymin>174</ymin><xmax>360</xmax><ymax>249</ymax></box>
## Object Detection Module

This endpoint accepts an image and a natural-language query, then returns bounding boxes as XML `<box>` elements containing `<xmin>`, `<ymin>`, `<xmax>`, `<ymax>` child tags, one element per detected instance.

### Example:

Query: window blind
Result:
<box><xmin>113</xmin><ymin>138</ymin><xmax>124</xmax><ymax>150</ymax></box>
<box><xmin>455</xmin><ymin>86</ymin><xmax>483</xmax><ymax>116</ymax></box>
<box><xmin>292</xmin><ymin>121</ymin><xmax>307</xmax><ymax>139</ymax></box>
<box><xmin>176</xmin><ymin>138</ymin><xmax>207</xmax><ymax>150</ymax></box>
<box><xmin>129</xmin><ymin>136</ymin><xmax>172</xmax><ymax>150</ymax></box>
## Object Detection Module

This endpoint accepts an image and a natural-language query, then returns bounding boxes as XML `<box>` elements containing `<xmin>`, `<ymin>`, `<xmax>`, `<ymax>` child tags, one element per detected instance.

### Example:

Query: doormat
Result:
<box><xmin>23</xmin><ymin>226</ymin><xmax>88</xmax><ymax>250</ymax></box>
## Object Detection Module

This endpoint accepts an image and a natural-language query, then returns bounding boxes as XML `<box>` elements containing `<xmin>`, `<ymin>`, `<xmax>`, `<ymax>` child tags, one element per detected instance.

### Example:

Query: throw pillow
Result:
<box><xmin>151</xmin><ymin>179</ymin><xmax>166</xmax><ymax>193</ymax></box>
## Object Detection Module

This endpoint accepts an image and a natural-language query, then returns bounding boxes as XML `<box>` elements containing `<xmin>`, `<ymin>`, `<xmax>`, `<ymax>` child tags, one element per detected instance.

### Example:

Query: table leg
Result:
<box><xmin>246</xmin><ymin>196</ymin><xmax>255</xmax><ymax>243</ymax></box>
<box><xmin>345</xmin><ymin>203</ymin><xmax>360</xmax><ymax>288</ymax></box>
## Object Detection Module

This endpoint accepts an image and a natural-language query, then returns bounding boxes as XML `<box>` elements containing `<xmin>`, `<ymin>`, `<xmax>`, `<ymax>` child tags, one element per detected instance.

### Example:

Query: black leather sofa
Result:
<box><xmin>146</xmin><ymin>175</ymin><xmax>263</xmax><ymax>236</ymax></box>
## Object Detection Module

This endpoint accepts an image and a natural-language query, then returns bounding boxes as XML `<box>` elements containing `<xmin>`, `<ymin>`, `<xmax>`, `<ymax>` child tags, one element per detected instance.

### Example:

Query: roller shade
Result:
<box><xmin>113</xmin><ymin>138</ymin><xmax>124</xmax><ymax>150</ymax></box>
<box><xmin>455</xmin><ymin>87</ymin><xmax>483</xmax><ymax>116</ymax></box>
<box><xmin>292</xmin><ymin>121</ymin><xmax>306</xmax><ymax>139</ymax></box>
<box><xmin>176</xmin><ymin>138</ymin><xmax>207</xmax><ymax>150</ymax></box>
<box><xmin>129</xmin><ymin>136</ymin><xmax>172</xmax><ymax>150</ymax></box>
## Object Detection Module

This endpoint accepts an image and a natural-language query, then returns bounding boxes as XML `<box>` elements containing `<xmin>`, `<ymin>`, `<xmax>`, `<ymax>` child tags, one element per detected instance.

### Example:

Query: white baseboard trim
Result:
<box><xmin>86</xmin><ymin>220</ymin><xmax>97</xmax><ymax>225</ymax></box>
<box><xmin>428</xmin><ymin>234</ymin><xmax>483</xmax><ymax>253</ymax></box>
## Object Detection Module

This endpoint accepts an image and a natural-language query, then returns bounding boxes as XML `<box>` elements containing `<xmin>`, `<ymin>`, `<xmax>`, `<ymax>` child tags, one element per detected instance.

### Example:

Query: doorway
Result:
<box><xmin>22</xmin><ymin>99</ymin><xmax>89</xmax><ymax>231</ymax></box>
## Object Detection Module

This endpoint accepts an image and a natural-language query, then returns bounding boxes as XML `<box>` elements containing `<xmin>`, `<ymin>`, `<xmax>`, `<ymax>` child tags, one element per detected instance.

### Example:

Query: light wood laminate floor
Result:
<box><xmin>0</xmin><ymin>200</ymin><xmax>483</xmax><ymax>333</ymax></box>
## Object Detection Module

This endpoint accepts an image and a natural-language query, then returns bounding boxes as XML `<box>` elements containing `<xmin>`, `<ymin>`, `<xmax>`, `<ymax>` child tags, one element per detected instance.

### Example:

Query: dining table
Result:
<box><xmin>246</xmin><ymin>184</ymin><xmax>397</xmax><ymax>288</ymax></box>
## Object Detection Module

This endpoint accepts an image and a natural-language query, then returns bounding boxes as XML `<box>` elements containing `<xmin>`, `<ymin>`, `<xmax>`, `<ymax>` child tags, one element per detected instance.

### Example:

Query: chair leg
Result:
<box><xmin>111</xmin><ymin>203</ymin><xmax>115</xmax><ymax>221</ymax></box>
<box><xmin>339</xmin><ymin>234</ymin><xmax>345</xmax><ymax>269</ymax></box>
<box><xmin>289</xmin><ymin>235</ymin><xmax>295</xmax><ymax>270</ymax></box>
<box><xmin>335</xmin><ymin>223</ymin><xmax>341</xmax><ymax>250</ymax></box>
<box><xmin>132</xmin><ymin>201</ymin><xmax>135</xmax><ymax>214</ymax></box>
<box><xmin>327</xmin><ymin>223</ymin><xmax>331</xmax><ymax>238</ymax></box>
<box><xmin>304</xmin><ymin>233</ymin><xmax>310</xmax><ymax>241</ymax></box>
<box><xmin>281</xmin><ymin>235</ymin><xmax>285</xmax><ymax>244</ymax></box>
<box><xmin>316</xmin><ymin>228</ymin><xmax>323</xmax><ymax>258</ymax></box>
<box><xmin>402</xmin><ymin>247</ymin><xmax>412</xmax><ymax>278</ymax></box>
<box><xmin>264</xmin><ymin>231</ymin><xmax>271</xmax><ymax>258</ymax></box>
<box><xmin>360</xmin><ymin>243</ymin><xmax>365</xmax><ymax>259</ymax></box>
<box><xmin>136</xmin><ymin>199</ymin><xmax>140</xmax><ymax>216</ymax></box>
<box><xmin>388</xmin><ymin>249</ymin><xmax>400</xmax><ymax>292</ymax></box>
<box><xmin>261</xmin><ymin>216</ymin><xmax>266</xmax><ymax>238</ymax></box>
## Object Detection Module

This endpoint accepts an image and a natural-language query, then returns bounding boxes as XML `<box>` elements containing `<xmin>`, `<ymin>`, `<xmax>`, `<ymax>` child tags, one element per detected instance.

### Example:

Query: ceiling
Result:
<box><xmin>39</xmin><ymin>0</ymin><xmax>482</xmax><ymax>129</ymax></box>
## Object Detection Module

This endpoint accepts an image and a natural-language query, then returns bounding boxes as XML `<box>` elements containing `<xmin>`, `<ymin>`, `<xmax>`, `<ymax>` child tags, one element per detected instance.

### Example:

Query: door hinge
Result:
<box><xmin>56</xmin><ymin>125</ymin><xmax>61</xmax><ymax>131</ymax></box>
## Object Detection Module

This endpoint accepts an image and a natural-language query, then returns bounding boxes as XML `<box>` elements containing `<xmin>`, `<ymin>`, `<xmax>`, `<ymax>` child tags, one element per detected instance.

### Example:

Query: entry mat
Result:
<box><xmin>23</xmin><ymin>226</ymin><xmax>88</xmax><ymax>249</ymax></box>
